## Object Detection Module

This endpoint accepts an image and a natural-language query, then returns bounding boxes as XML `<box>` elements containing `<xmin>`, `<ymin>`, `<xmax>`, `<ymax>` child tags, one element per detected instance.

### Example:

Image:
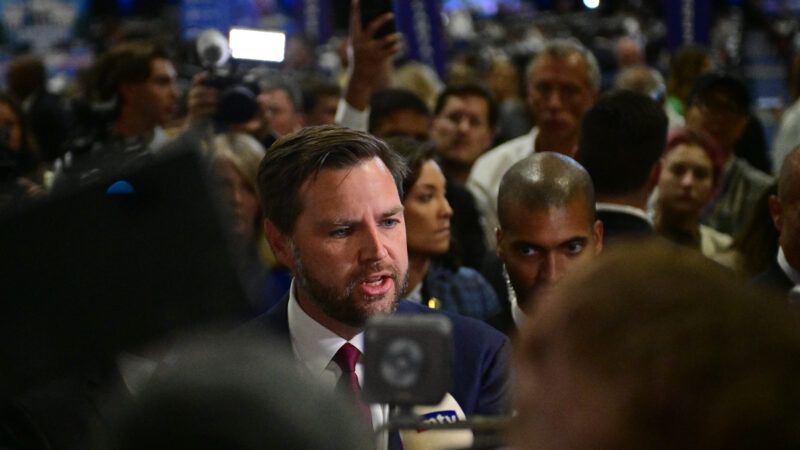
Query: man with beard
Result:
<box><xmin>251</xmin><ymin>125</ymin><xmax>511</xmax><ymax>450</ymax></box>
<box><xmin>487</xmin><ymin>152</ymin><xmax>602</xmax><ymax>333</ymax></box>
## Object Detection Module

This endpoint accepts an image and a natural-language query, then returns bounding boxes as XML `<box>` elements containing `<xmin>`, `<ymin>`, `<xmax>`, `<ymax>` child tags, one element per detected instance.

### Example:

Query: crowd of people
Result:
<box><xmin>3</xmin><ymin>1</ymin><xmax>800</xmax><ymax>449</ymax></box>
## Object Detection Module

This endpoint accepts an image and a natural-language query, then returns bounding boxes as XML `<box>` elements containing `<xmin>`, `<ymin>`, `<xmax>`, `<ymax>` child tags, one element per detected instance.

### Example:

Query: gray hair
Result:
<box><xmin>526</xmin><ymin>38</ymin><xmax>602</xmax><ymax>92</ymax></box>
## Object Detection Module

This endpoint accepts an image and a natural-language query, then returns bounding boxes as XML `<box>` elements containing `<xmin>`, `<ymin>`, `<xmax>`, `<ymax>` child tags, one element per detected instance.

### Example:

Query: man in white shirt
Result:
<box><xmin>252</xmin><ymin>125</ymin><xmax>511</xmax><ymax>450</ymax></box>
<box><xmin>467</xmin><ymin>39</ymin><xmax>600</xmax><ymax>247</ymax></box>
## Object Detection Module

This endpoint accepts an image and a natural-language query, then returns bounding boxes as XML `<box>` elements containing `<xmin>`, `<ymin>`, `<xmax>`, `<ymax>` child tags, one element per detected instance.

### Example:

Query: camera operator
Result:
<box><xmin>51</xmin><ymin>40</ymin><xmax>178</xmax><ymax>192</ymax></box>
<box><xmin>185</xmin><ymin>36</ymin><xmax>274</xmax><ymax>148</ymax></box>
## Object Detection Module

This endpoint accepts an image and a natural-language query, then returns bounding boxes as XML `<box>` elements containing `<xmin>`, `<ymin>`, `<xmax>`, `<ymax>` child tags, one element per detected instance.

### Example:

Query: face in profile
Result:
<box><xmin>404</xmin><ymin>159</ymin><xmax>453</xmax><ymax>258</ymax></box>
<box><xmin>497</xmin><ymin>196</ymin><xmax>602</xmax><ymax>313</ymax></box>
<box><xmin>215</xmin><ymin>158</ymin><xmax>260</xmax><ymax>242</ymax></box>
<box><xmin>278</xmin><ymin>157</ymin><xmax>409</xmax><ymax>328</ymax></box>
<box><xmin>431</xmin><ymin>95</ymin><xmax>494</xmax><ymax>167</ymax></box>
<box><xmin>527</xmin><ymin>54</ymin><xmax>596</xmax><ymax>147</ymax></box>
<box><xmin>657</xmin><ymin>143</ymin><xmax>715</xmax><ymax>218</ymax></box>
<box><xmin>125</xmin><ymin>57</ymin><xmax>178</xmax><ymax>128</ymax></box>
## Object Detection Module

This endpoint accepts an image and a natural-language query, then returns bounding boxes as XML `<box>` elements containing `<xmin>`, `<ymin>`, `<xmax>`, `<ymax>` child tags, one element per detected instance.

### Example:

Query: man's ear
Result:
<box><xmin>768</xmin><ymin>194</ymin><xmax>783</xmax><ymax>234</ymax></box>
<box><xmin>593</xmin><ymin>219</ymin><xmax>604</xmax><ymax>254</ymax></box>
<box><xmin>495</xmin><ymin>227</ymin><xmax>504</xmax><ymax>258</ymax></box>
<box><xmin>264</xmin><ymin>219</ymin><xmax>294</xmax><ymax>269</ymax></box>
<box><xmin>647</xmin><ymin>159</ymin><xmax>662</xmax><ymax>193</ymax></box>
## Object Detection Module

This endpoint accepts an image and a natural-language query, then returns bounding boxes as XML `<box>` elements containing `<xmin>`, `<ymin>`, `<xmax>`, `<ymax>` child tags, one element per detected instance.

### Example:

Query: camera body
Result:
<box><xmin>363</xmin><ymin>314</ymin><xmax>453</xmax><ymax>406</ymax></box>
<box><xmin>196</xmin><ymin>29</ymin><xmax>259</xmax><ymax>127</ymax></box>
<box><xmin>201</xmin><ymin>73</ymin><xmax>259</xmax><ymax>126</ymax></box>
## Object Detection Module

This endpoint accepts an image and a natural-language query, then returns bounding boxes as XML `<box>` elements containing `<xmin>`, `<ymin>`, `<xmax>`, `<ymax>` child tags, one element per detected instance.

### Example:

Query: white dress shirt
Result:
<box><xmin>467</xmin><ymin>128</ymin><xmax>538</xmax><ymax>248</ymax></box>
<box><xmin>777</xmin><ymin>247</ymin><xmax>800</xmax><ymax>286</ymax></box>
<box><xmin>286</xmin><ymin>281</ymin><xmax>389</xmax><ymax>449</ymax></box>
<box><xmin>335</xmin><ymin>98</ymin><xmax>369</xmax><ymax>132</ymax></box>
<box><xmin>596</xmin><ymin>202</ymin><xmax>653</xmax><ymax>225</ymax></box>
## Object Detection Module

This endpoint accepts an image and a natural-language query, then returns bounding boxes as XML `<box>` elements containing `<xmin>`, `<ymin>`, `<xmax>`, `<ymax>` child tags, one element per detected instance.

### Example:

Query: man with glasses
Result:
<box><xmin>684</xmin><ymin>73</ymin><xmax>773</xmax><ymax>235</ymax></box>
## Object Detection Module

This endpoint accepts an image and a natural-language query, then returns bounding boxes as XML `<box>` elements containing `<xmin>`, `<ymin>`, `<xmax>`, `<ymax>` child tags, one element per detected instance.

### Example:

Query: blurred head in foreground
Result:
<box><xmin>512</xmin><ymin>241</ymin><xmax>800</xmax><ymax>450</ymax></box>
<box><xmin>105</xmin><ymin>333</ymin><xmax>372</xmax><ymax>450</ymax></box>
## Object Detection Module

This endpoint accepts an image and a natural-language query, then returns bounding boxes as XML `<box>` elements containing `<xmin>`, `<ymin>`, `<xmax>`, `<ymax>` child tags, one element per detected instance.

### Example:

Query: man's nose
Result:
<box><xmin>457</xmin><ymin>116</ymin><xmax>471</xmax><ymax>132</ymax></box>
<box><xmin>359</xmin><ymin>222</ymin><xmax>389</xmax><ymax>263</ymax></box>
<box><xmin>545</xmin><ymin>90</ymin><xmax>564</xmax><ymax>109</ymax></box>
<box><xmin>681</xmin><ymin>171</ymin><xmax>695</xmax><ymax>187</ymax></box>
<box><xmin>539</xmin><ymin>253</ymin><xmax>564</xmax><ymax>283</ymax></box>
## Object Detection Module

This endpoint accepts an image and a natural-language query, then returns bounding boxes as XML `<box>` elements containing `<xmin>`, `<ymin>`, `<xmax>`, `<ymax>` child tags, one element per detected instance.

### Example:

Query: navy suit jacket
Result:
<box><xmin>596</xmin><ymin>209</ymin><xmax>654</xmax><ymax>243</ymax></box>
<box><xmin>248</xmin><ymin>297</ymin><xmax>512</xmax><ymax>417</ymax></box>
<box><xmin>752</xmin><ymin>260</ymin><xmax>794</xmax><ymax>298</ymax></box>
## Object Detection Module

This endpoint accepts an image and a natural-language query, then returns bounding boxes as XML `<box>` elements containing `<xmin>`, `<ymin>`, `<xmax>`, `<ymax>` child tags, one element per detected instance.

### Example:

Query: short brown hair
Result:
<box><xmin>92</xmin><ymin>40</ymin><xmax>169</xmax><ymax>112</ymax></box>
<box><xmin>257</xmin><ymin>125</ymin><xmax>408</xmax><ymax>234</ymax></box>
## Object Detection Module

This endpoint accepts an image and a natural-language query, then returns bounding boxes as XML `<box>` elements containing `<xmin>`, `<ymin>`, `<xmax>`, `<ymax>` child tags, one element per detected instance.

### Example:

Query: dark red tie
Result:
<box><xmin>332</xmin><ymin>342</ymin><xmax>373</xmax><ymax>427</ymax></box>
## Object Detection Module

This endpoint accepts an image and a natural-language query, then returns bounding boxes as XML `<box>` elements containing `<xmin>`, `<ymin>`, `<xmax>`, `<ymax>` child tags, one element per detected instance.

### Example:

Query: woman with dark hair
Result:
<box><xmin>386</xmin><ymin>136</ymin><xmax>500</xmax><ymax>322</ymax></box>
<box><xmin>653</xmin><ymin>127</ymin><xmax>732</xmax><ymax>264</ymax></box>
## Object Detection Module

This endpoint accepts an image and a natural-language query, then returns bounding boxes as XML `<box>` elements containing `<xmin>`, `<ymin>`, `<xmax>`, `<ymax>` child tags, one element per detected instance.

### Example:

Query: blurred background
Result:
<box><xmin>1</xmin><ymin>0</ymin><xmax>799</xmax><ymax>152</ymax></box>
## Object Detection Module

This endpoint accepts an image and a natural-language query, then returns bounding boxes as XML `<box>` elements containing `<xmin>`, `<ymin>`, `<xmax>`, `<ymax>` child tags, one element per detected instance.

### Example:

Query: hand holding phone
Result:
<box><xmin>359</xmin><ymin>0</ymin><xmax>396</xmax><ymax>39</ymax></box>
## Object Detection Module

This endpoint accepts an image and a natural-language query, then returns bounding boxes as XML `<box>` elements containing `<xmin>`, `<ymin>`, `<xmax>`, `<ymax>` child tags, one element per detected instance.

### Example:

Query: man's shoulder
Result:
<box><xmin>469</xmin><ymin>129</ymin><xmax>536</xmax><ymax>185</ymax></box>
<box><xmin>730</xmin><ymin>156</ymin><xmax>774</xmax><ymax>187</ymax></box>
<box><xmin>751</xmin><ymin>260</ymin><xmax>793</xmax><ymax>295</ymax></box>
<box><xmin>239</xmin><ymin>297</ymin><xmax>291</xmax><ymax>344</ymax></box>
<box><xmin>425</xmin><ymin>264</ymin><xmax>483</xmax><ymax>284</ymax></box>
<box><xmin>396</xmin><ymin>300</ymin><xmax>507</xmax><ymax>347</ymax></box>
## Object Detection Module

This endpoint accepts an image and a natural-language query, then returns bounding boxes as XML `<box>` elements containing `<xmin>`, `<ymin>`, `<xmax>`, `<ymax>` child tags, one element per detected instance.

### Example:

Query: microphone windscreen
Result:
<box><xmin>196</xmin><ymin>29</ymin><xmax>230</xmax><ymax>67</ymax></box>
<box><xmin>399</xmin><ymin>393</ymin><xmax>474</xmax><ymax>450</ymax></box>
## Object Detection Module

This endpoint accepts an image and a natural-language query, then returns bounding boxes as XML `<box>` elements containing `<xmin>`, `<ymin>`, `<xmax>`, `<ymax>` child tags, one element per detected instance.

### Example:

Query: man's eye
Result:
<box><xmin>670</xmin><ymin>165</ymin><xmax>686</xmax><ymax>177</ymax></box>
<box><xmin>381</xmin><ymin>218</ymin><xmax>401</xmax><ymax>228</ymax></box>
<box><xmin>562</xmin><ymin>85</ymin><xmax>580</xmax><ymax>97</ymax></box>
<box><xmin>566</xmin><ymin>241</ymin><xmax>586</xmax><ymax>254</ymax></box>
<box><xmin>519</xmin><ymin>246</ymin><xmax>538</xmax><ymax>257</ymax></box>
<box><xmin>330</xmin><ymin>228</ymin><xmax>351</xmax><ymax>238</ymax></box>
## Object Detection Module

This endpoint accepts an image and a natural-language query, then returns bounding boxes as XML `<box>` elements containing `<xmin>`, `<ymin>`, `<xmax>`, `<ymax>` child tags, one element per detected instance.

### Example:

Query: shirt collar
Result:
<box><xmin>287</xmin><ymin>279</ymin><xmax>365</xmax><ymax>378</ymax></box>
<box><xmin>503</xmin><ymin>265</ymin><xmax>527</xmax><ymax>329</ymax></box>
<box><xmin>777</xmin><ymin>247</ymin><xmax>800</xmax><ymax>286</ymax></box>
<box><xmin>596</xmin><ymin>202</ymin><xmax>653</xmax><ymax>225</ymax></box>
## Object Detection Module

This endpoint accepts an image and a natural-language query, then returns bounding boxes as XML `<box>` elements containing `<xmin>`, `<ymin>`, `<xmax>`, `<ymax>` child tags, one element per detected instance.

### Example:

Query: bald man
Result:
<box><xmin>485</xmin><ymin>152</ymin><xmax>603</xmax><ymax>332</ymax></box>
<box><xmin>754</xmin><ymin>145</ymin><xmax>800</xmax><ymax>298</ymax></box>
<box><xmin>468</xmin><ymin>39</ymin><xmax>601</xmax><ymax>248</ymax></box>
